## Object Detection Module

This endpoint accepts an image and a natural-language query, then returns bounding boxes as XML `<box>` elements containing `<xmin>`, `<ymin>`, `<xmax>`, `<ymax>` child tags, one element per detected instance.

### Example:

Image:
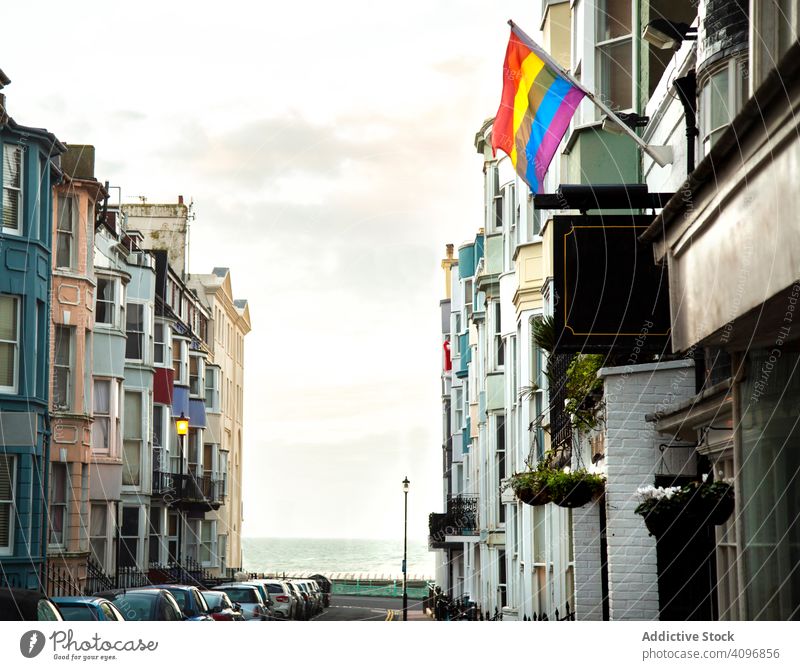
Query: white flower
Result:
<box><xmin>702</xmin><ymin>473</ymin><xmax>709</xmax><ymax>483</ymax></box>
<box><xmin>563</xmin><ymin>466</ymin><xmax>571</xmax><ymax>474</ymax></box>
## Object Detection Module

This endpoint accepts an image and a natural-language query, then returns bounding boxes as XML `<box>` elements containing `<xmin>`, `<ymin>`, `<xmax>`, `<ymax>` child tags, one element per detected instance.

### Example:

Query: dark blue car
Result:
<box><xmin>152</xmin><ymin>585</ymin><xmax>215</xmax><ymax>621</ymax></box>
<box><xmin>52</xmin><ymin>596</ymin><xmax>125</xmax><ymax>621</ymax></box>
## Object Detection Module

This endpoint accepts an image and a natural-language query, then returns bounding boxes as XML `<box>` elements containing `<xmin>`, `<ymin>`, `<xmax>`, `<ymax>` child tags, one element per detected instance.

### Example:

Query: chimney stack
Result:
<box><xmin>178</xmin><ymin>195</ymin><xmax>184</xmax><ymax>205</ymax></box>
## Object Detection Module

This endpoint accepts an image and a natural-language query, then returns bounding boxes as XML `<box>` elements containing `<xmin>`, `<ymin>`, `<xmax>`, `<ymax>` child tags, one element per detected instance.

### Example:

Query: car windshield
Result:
<box><xmin>59</xmin><ymin>604</ymin><xmax>98</xmax><ymax>621</ymax></box>
<box><xmin>220</xmin><ymin>588</ymin><xmax>258</xmax><ymax>604</ymax></box>
<box><xmin>114</xmin><ymin>594</ymin><xmax>157</xmax><ymax>621</ymax></box>
<box><xmin>37</xmin><ymin>600</ymin><xmax>62</xmax><ymax>621</ymax></box>
<box><xmin>165</xmin><ymin>589</ymin><xmax>191</xmax><ymax>610</ymax></box>
<box><xmin>203</xmin><ymin>592</ymin><xmax>223</xmax><ymax>607</ymax></box>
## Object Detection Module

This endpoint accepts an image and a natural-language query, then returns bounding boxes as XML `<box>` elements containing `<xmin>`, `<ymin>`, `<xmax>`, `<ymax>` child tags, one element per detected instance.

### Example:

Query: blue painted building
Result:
<box><xmin>0</xmin><ymin>70</ymin><xmax>65</xmax><ymax>588</ymax></box>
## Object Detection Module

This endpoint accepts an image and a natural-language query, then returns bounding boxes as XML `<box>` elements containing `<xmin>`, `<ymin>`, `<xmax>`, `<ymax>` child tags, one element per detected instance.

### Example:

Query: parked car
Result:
<box><xmin>152</xmin><ymin>585</ymin><xmax>214</xmax><ymax>621</ymax></box>
<box><xmin>285</xmin><ymin>581</ymin><xmax>307</xmax><ymax>620</ymax></box>
<box><xmin>0</xmin><ymin>588</ymin><xmax>63</xmax><ymax>621</ymax></box>
<box><xmin>238</xmin><ymin>581</ymin><xmax>276</xmax><ymax>620</ymax></box>
<box><xmin>258</xmin><ymin>579</ymin><xmax>294</xmax><ymax>620</ymax></box>
<box><xmin>95</xmin><ymin>588</ymin><xmax>185</xmax><ymax>621</ymax></box>
<box><xmin>291</xmin><ymin>580</ymin><xmax>317</xmax><ymax>618</ymax></box>
<box><xmin>299</xmin><ymin>579</ymin><xmax>323</xmax><ymax>614</ymax></box>
<box><xmin>52</xmin><ymin>596</ymin><xmax>125</xmax><ymax>621</ymax></box>
<box><xmin>213</xmin><ymin>584</ymin><xmax>267</xmax><ymax>621</ymax></box>
<box><xmin>200</xmin><ymin>590</ymin><xmax>244</xmax><ymax>621</ymax></box>
<box><xmin>307</xmin><ymin>580</ymin><xmax>324</xmax><ymax>613</ymax></box>
<box><xmin>310</xmin><ymin>574</ymin><xmax>332</xmax><ymax>608</ymax></box>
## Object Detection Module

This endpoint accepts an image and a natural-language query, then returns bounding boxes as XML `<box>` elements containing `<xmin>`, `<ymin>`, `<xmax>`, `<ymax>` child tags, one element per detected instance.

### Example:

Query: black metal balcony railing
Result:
<box><xmin>428</xmin><ymin>494</ymin><xmax>479</xmax><ymax>546</ymax></box>
<box><xmin>152</xmin><ymin>471</ymin><xmax>223</xmax><ymax>507</ymax></box>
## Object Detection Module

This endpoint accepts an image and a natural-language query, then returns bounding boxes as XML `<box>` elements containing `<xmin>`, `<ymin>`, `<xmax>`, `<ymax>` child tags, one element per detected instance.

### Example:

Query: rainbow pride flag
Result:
<box><xmin>492</xmin><ymin>24</ymin><xmax>585</xmax><ymax>193</ymax></box>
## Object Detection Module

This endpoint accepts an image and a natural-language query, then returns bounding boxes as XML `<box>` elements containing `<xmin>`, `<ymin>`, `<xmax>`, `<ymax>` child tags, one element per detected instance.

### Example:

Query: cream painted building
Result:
<box><xmin>189</xmin><ymin>269</ymin><xmax>250</xmax><ymax>574</ymax></box>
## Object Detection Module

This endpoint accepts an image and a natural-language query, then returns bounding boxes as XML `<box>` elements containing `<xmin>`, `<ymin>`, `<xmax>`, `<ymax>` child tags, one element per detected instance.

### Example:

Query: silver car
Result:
<box><xmin>213</xmin><ymin>584</ymin><xmax>267</xmax><ymax>621</ymax></box>
<box><xmin>249</xmin><ymin>579</ymin><xmax>293</xmax><ymax>620</ymax></box>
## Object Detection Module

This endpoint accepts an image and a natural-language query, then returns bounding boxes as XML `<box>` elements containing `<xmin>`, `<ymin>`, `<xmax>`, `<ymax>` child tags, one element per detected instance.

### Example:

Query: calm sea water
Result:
<box><xmin>241</xmin><ymin>537</ymin><xmax>435</xmax><ymax>577</ymax></box>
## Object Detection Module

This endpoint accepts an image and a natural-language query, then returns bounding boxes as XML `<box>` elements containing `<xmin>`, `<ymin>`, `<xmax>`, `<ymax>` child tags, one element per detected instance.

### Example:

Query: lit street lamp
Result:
<box><xmin>176</xmin><ymin>412</ymin><xmax>189</xmax><ymax>569</ymax></box>
<box><xmin>402</xmin><ymin>476</ymin><xmax>410</xmax><ymax>621</ymax></box>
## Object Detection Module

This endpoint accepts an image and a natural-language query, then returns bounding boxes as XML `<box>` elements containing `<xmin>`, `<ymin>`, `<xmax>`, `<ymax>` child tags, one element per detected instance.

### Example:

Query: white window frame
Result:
<box><xmin>48</xmin><ymin>462</ymin><xmax>69</xmax><ymax>548</ymax></box>
<box><xmin>700</xmin><ymin>58</ymin><xmax>747</xmax><ymax>157</ymax></box>
<box><xmin>95</xmin><ymin>275</ymin><xmax>119</xmax><ymax>327</ymax></box>
<box><xmin>122</xmin><ymin>389</ymin><xmax>145</xmax><ymax>488</ymax></box>
<box><xmin>204</xmin><ymin>364</ymin><xmax>220</xmax><ymax>412</ymax></box>
<box><xmin>153</xmin><ymin>320</ymin><xmax>169</xmax><ymax>366</ymax></box>
<box><xmin>125</xmin><ymin>301</ymin><xmax>146</xmax><ymax>362</ymax></box>
<box><xmin>1</xmin><ymin>143</ymin><xmax>23</xmax><ymax>236</ymax></box>
<box><xmin>53</xmin><ymin>325</ymin><xmax>73</xmax><ymax>411</ymax></box>
<box><xmin>189</xmin><ymin>352</ymin><xmax>205</xmax><ymax>398</ymax></box>
<box><xmin>454</xmin><ymin>387</ymin><xmax>464</xmax><ymax>430</ymax></box>
<box><xmin>56</xmin><ymin>194</ymin><xmax>77</xmax><ymax>269</ymax></box>
<box><xmin>0</xmin><ymin>454</ymin><xmax>16</xmax><ymax>556</ymax></box>
<box><xmin>172</xmin><ymin>337</ymin><xmax>189</xmax><ymax>386</ymax></box>
<box><xmin>595</xmin><ymin>0</ymin><xmax>634</xmax><ymax>114</ymax></box>
<box><xmin>92</xmin><ymin>377</ymin><xmax>121</xmax><ymax>455</ymax></box>
<box><xmin>199</xmin><ymin>519</ymin><xmax>216</xmax><ymax>568</ymax></box>
<box><xmin>90</xmin><ymin>502</ymin><xmax>111</xmax><ymax>570</ymax></box>
<box><xmin>0</xmin><ymin>294</ymin><xmax>21</xmax><ymax>394</ymax></box>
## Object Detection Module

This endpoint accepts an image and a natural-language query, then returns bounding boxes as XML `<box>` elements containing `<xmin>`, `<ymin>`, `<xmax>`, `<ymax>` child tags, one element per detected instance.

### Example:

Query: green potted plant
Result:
<box><xmin>547</xmin><ymin>466</ymin><xmax>605</xmax><ymax>508</ymax></box>
<box><xmin>507</xmin><ymin>465</ymin><xmax>552</xmax><ymax>506</ymax></box>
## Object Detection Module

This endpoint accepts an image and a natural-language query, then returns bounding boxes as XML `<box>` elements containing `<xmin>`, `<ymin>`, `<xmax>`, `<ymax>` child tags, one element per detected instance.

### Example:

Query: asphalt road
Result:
<box><xmin>311</xmin><ymin>595</ymin><xmax>425</xmax><ymax>621</ymax></box>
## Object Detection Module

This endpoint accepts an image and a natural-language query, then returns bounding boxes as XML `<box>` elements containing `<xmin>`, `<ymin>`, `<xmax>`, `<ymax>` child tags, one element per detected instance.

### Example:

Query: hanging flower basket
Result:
<box><xmin>634</xmin><ymin>479</ymin><xmax>735</xmax><ymax>537</ymax></box>
<box><xmin>548</xmin><ymin>468</ymin><xmax>606</xmax><ymax>508</ymax></box>
<box><xmin>509</xmin><ymin>465</ymin><xmax>605</xmax><ymax>508</ymax></box>
<box><xmin>554</xmin><ymin>479</ymin><xmax>601</xmax><ymax>508</ymax></box>
<box><xmin>516</xmin><ymin>482</ymin><xmax>553</xmax><ymax>506</ymax></box>
<box><xmin>508</xmin><ymin>471</ymin><xmax>552</xmax><ymax>506</ymax></box>
<box><xmin>698</xmin><ymin>481</ymin><xmax>735</xmax><ymax>525</ymax></box>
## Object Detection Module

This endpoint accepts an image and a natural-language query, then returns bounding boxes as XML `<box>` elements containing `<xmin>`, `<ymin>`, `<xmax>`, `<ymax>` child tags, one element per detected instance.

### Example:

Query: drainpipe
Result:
<box><xmin>40</xmin><ymin>411</ymin><xmax>52</xmax><ymax>592</ymax></box>
<box><xmin>673</xmin><ymin>70</ymin><xmax>705</xmax><ymax>390</ymax></box>
<box><xmin>674</xmin><ymin>71</ymin><xmax>698</xmax><ymax>174</ymax></box>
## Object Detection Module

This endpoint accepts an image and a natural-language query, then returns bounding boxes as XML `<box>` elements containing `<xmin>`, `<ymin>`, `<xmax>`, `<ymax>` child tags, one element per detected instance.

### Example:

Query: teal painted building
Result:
<box><xmin>0</xmin><ymin>71</ymin><xmax>65</xmax><ymax>589</ymax></box>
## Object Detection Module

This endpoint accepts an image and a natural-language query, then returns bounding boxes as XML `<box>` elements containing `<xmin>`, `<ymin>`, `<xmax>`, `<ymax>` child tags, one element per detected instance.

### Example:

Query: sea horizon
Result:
<box><xmin>241</xmin><ymin>536</ymin><xmax>435</xmax><ymax>578</ymax></box>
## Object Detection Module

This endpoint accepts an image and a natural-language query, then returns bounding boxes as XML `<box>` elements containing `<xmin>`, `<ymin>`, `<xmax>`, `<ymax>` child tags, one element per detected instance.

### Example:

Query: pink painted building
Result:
<box><xmin>47</xmin><ymin>145</ymin><xmax>106</xmax><ymax>590</ymax></box>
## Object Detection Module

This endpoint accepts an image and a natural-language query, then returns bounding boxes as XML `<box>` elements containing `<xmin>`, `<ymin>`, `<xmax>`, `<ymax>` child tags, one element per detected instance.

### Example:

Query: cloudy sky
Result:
<box><xmin>4</xmin><ymin>0</ymin><xmax>536</xmax><ymax>543</ymax></box>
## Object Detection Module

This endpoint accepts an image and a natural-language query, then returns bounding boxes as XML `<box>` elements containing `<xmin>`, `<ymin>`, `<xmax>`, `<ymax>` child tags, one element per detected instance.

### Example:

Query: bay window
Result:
<box><xmin>92</xmin><ymin>378</ymin><xmax>119</xmax><ymax>453</ymax></box>
<box><xmin>125</xmin><ymin>303</ymin><xmax>145</xmax><ymax>361</ymax></box>
<box><xmin>49</xmin><ymin>463</ymin><xmax>68</xmax><ymax>546</ymax></box>
<box><xmin>700</xmin><ymin>58</ymin><xmax>747</xmax><ymax>157</ymax></box>
<box><xmin>123</xmin><ymin>391</ymin><xmax>143</xmax><ymax>487</ymax></box>
<box><xmin>56</xmin><ymin>195</ymin><xmax>77</xmax><ymax>269</ymax></box>
<box><xmin>0</xmin><ymin>294</ymin><xmax>20</xmax><ymax>394</ymax></box>
<box><xmin>172</xmin><ymin>338</ymin><xmax>189</xmax><ymax>385</ymax></box>
<box><xmin>96</xmin><ymin>277</ymin><xmax>116</xmax><ymax>326</ymax></box>
<box><xmin>90</xmin><ymin>504</ymin><xmax>108</xmax><ymax>569</ymax></box>
<box><xmin>119</xmin><ymin>506</ymin><xmax>140</xmax><ymax>568</ymax></box>
<box><xmin>189</xmin><ymin>353</ymin><xmax>204</xmax><ymax>397</ymax></box>
<box><xmin>154</xmin><ymin>321</ymin><xmax>169</xmax><ymax>365</ymax></box>
<box><xmin>53</xmin><ymin>325</ymin><xmax>72</xmax><ymax>410</ymax></box>
<box><xmin>0</xmin><ymin>454</ymin><xmax>15</xmax><ymax>556</ymax></box>
<box><xmin>2</xmin><ymin>144</ymin><xmax>23</xmax><ymax>235</ymax></box>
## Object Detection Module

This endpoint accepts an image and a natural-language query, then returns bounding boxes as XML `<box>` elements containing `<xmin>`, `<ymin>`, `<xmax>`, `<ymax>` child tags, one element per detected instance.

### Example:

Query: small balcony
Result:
<box><xmin>152</xmin><ymin>470</ymin><xmax>223</xmax><ymax>512</ymax></box>
<box><xmin>428</xmin><ymin>494</ymin><xmax>479</xmax><ymax>548</ymax></box>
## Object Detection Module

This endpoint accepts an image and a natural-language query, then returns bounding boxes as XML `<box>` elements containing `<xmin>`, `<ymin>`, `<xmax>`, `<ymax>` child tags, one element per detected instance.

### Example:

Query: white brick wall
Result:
<box><xmin>573</xmin><ymin>497</ymin><xmax>604</xmax><ymax>620</ymax></box>
<box><xmin>599</xmin><ymin>360</ymin><xmax>695</xmax><ymax>620</ymax></box>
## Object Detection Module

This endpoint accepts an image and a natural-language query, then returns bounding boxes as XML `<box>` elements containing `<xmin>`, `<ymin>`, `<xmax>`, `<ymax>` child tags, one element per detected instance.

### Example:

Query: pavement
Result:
<box><xmin>311</xmin><ymin>595</ymin><xmax>432</xmax><ymax>621</ymax></box>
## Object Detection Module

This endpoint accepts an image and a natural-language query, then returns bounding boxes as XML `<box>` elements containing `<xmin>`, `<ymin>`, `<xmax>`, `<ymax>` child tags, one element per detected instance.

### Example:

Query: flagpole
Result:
<box><xmin>508</xmin><ymin>20</ymin><xmax>671</xmax><ymax>168</ymax></box>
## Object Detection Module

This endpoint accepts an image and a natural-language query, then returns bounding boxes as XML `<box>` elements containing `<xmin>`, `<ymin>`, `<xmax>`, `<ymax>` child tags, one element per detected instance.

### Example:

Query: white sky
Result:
<box><xmin>3</xmin><ymin>0</ymin><xmax>537</xmax><ymax>542</ymax></box>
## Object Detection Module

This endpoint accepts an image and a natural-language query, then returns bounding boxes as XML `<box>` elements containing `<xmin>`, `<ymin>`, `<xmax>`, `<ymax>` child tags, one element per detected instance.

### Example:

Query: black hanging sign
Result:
<box><xmin>552</xmin><ymin>215</ymin><xmax>671</xmax><ymax>353</ymax></box>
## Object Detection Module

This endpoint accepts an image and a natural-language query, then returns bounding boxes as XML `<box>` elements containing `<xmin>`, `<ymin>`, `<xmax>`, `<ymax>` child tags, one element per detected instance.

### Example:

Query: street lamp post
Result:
<box><xmin>175</xmin><ymin>412</ymin><xmax>189</xmax><ymax>571</ymax></box>
<box><xmin>402</xmin><ymin>476</ymin><xmax>410</xmax><ymax>621</ymax></box>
